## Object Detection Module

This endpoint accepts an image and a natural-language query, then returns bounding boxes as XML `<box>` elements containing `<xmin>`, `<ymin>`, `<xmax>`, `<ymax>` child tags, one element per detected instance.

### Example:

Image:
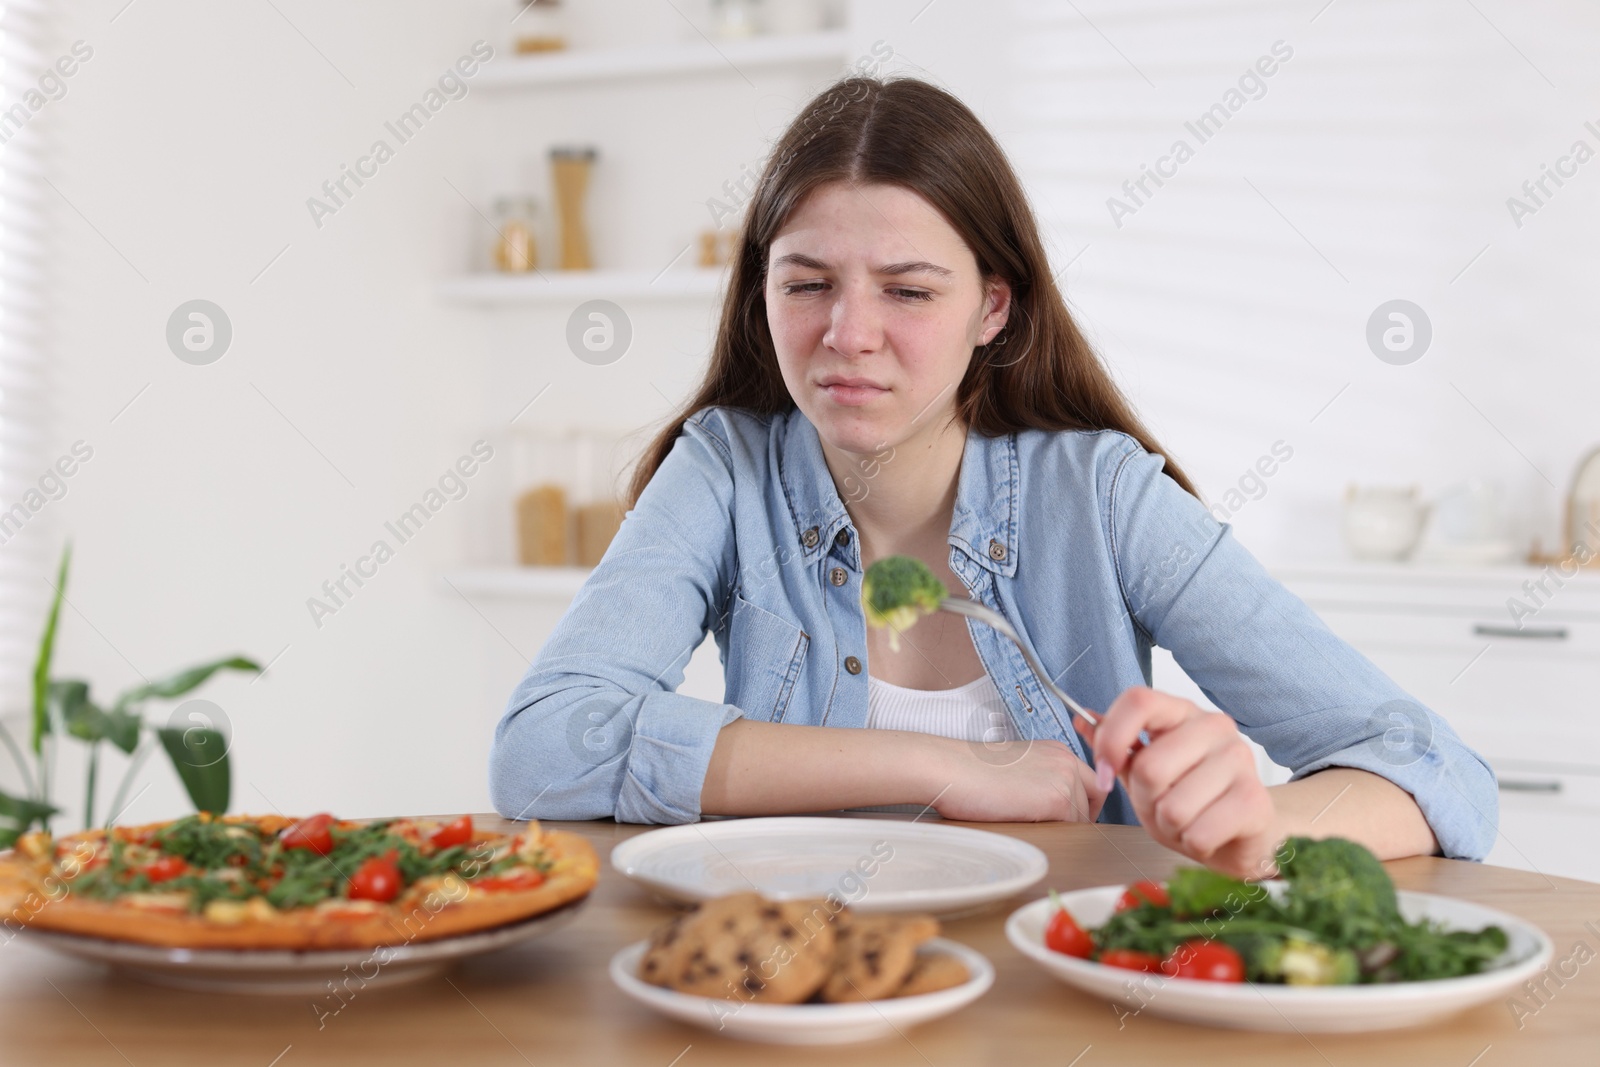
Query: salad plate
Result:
<box><xmin>609</xmin><ymin>936</ymin><xmax>993</xmax><ymax>1044</ymax></box>
<box><xmin>610</xmin><ymin>817</ymin><xmax>1047</xmax><ymax>918</ymax></box>
<box><xmin>1006</xmin><ymin>886</ymin><xmax>1552</xmax><ymax>1032</ymax></box>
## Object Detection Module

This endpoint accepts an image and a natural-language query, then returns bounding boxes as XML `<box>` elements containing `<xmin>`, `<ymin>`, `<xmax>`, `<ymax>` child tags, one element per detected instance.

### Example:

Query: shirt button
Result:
<box><xmin>829</xmin><ymin>567</ymin><xmax>848</xmax><ymax>586</ymax></box>
<box><xmin>988</xmin><ymin>539</ymin><xmax>1007</xmax><ymax>561</ymax></box>
<box><xmin>835</xmin><ymin>528</ymin><xmax>850</xmax><ymax>547</ymax></box>
<box><xmin>802</xmin><ymin>526</ymin><xmax>820</xmax><ymax>548</ymax></box>
<box><xmin>844</xmin><ymin>655</ymin><xmax>862</xmax><ymax>675</ymax></box>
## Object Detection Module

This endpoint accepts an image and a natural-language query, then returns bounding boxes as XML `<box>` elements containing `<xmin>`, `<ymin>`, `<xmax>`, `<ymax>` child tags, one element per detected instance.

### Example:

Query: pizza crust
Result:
<box><xmin>0</xmin><ymin>820</ymin><xmax>598</xmax><ymax>951</ymax></box>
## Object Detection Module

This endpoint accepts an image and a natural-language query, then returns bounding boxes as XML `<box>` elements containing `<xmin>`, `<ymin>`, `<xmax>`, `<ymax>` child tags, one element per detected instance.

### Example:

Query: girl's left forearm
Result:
<box><xmin>1267</xmin><ymin>767</ymin><xmax>1440</xmax><ymax>861</ymax></box>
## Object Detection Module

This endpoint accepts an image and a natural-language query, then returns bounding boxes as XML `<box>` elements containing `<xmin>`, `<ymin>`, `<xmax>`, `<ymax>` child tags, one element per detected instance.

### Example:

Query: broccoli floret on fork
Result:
<box><xmin>859</xmin><ymin>555</ymin><xmax>1124</xmax><ymax>743</ymax></box>
<box><xmin>861</xmin><ymin>556</ymin><xmax>947</xmax><ymax>653</ymax></box>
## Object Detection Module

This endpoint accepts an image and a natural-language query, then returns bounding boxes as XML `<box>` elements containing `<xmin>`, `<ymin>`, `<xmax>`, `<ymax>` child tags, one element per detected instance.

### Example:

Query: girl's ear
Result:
<box><xmin>982</xmin><ymin>276</ymin><xmax>1013</xmax><ymax>341</ymax></box>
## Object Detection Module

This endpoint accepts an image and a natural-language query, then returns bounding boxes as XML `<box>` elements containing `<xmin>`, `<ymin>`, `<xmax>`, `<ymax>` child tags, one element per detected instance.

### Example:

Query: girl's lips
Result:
<box><xmin>820</xmin><ymin>383</ymin><xmax>887</xmax><ymax>406</ymax></box>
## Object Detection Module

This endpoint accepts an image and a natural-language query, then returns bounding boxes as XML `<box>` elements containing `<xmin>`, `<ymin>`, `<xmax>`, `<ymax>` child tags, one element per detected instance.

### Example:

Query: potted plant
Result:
<box><xmin>0</xmin><ymin>544</ymin><xmax>261</xmax><ymax>845</ymax></box>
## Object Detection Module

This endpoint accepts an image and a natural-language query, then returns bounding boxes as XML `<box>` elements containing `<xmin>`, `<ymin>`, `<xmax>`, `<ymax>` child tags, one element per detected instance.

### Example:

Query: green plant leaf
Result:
<box><xmin>103</xmin><ymin>708</ymin><xmax>141</xmax><ymax>755</ymax></box>
<box><xmin>113</xmin><ymin>656</ymin><xmax>262</xmax><ymax>714</ymax></box>
<box><xmin>52</xmin><ymin>680</ymin><xmax>141</xmax><ymax>755</ymax></box>
<box><xmin>0</xmin><ymin>787</ymin><xmax>58</xmax><ymax>846</ymax></box>
<box><xmin>50</xmin><ymin>679</ymin><xmax>89</xmax><ymax>723</ymax></box>
<box><xmin>156</xmin><ymin>727</ymin><xmax>230</xmax><ymax>815</ymax></box>
<box><xmin>30</xmin><ymin>543</ymin><xmax>71</xmax><ymax>753</ymax></box>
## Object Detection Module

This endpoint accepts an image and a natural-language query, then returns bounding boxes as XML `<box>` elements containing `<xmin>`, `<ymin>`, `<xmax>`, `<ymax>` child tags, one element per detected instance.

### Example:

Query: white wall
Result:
<box><xmin>5</xmin><ymin>0</ymin><xmax>859</xmax><ymax>828</ymax></box>
<box><xmin>7</xmin><ymin>0</ymin><xmax>1596</xmax><ymax>829</ymax></box>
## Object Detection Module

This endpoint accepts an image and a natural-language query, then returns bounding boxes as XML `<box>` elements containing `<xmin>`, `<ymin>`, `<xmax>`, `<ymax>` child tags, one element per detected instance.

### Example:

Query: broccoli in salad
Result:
<box><xmin>861</xmin><ymin>555</ymin><xmax>948</xmax><ymax>652</ymax></box>
<box><xmin>1042</xmin><ymin>836</ymin><xmax>1508</xmax><ymax>986</ymax></box>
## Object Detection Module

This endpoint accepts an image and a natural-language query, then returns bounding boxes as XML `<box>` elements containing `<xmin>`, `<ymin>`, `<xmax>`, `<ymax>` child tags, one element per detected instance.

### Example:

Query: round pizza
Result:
<box><xmin>0</xmin><ymin>812</ymin><xmax>598</xmax><ymax>950</ymax></box>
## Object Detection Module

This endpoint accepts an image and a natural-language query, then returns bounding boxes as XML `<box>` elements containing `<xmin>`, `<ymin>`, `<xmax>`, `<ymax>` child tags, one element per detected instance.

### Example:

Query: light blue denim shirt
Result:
<box><xmin>489</xmin><ymin>405</ymin><xmax>1498</xmax><ymax>860</ymax></box>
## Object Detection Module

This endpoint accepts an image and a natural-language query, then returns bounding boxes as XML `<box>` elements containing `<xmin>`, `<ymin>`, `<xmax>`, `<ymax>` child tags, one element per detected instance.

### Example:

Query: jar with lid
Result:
<box><xmin>492</xmin><ymin>197</ymin><xmax>538</xmax><ymax>273</ymax></box>
<box><xmin>514</xmin><ymin>428</ymin><xmax>574</xmax><ymax>566</ymax></box>
<box><xmin>512</xmin><ymin>0</ymin><xmax>567</xmax><ymax>54</ymax></box>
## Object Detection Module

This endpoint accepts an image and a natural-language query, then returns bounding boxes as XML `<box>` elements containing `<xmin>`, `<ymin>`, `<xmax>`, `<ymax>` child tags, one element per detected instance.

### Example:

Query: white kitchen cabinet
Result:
<box><xmin>1157</xmin><ymin>561</ymin><xmax>1600</xmax><ymax>884</ymax></box>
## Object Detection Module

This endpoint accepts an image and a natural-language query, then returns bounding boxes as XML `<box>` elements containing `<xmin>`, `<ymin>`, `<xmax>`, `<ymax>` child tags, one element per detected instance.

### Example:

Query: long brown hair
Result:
<box><xmin>626</xmin><ymin>75</ymin><xmax>1199</xmax><ymax>507</ymax></box>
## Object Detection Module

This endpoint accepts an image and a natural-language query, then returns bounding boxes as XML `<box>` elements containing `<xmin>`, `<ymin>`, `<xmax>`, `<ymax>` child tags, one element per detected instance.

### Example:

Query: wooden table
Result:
<box><xmin>2</xmin><ymin>815</ymin><xmax>1596</xmax><ymax>1066</ymax></box>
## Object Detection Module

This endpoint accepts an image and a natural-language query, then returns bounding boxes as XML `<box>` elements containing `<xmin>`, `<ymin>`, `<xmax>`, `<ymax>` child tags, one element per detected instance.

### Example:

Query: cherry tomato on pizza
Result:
<box><xmin>142</xmin><ymin>855</ymin><xmax>188</xmax><ymax>884</ymax></box>
<box><xmin>430</xmin><ymin>815</ymin><xmax>473</xmax><ymax>850</ymax></box>
<box><xmin>281</xmin><ymin>813</ymin><xmax>336</xmax><ymax>855</ymax></box>
<box><xmin>472</xmin><ymin>869</ymin><xmax>547</xmax><ymax>892</ymax></box>
<box><xmin>347</xmin><ymin>852</ymin><xmax>402</xmax><ymax>903</ymax></box>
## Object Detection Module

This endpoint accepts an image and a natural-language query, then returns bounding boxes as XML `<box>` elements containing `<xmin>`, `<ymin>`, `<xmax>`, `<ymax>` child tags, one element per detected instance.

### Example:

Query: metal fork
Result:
<box><xmin>938</xmin><ymin>597</ymin><xmax>1150</xmax><ymax>747</ymax></box>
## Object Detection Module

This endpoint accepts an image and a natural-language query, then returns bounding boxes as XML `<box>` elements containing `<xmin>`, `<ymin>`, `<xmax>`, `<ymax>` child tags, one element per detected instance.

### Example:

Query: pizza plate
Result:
<box><xmin>15</xmin><ymin>895</ymin><xmax>590</xmax><ymax>996</ymax></box>
<box><xmin>610</xmin><ymin>817</ymin><xmax>1047</xmax><ymax>919</ymax></box>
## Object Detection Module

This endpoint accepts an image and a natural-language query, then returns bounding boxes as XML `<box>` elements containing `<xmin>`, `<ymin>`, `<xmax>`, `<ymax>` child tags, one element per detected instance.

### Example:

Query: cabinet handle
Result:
<box><xmin>1472</xmin><ymin>624</ymin><xmax>1568</xmax><ymax>641</ymax></box>
<box><xmin>1498</xmin><ymin>779</ymin><xmax>1563</xmax><ymax>794</ymax></box>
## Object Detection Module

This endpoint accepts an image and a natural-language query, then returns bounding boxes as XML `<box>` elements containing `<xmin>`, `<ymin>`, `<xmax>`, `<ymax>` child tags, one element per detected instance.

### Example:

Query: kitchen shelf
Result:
<box><xmin>443</xmin><ymin>567</ymin><xmax>592</xmax><ymax>601</ymax></box>
<box><xmin>436</xmin><ymin>268</ymin><xmax>725</xmax><ymax>306</ymax></box>
<box><xmin>480</xmin><ymin>31</ymin><xmax>851</xmax><ymax>89</ymax></box>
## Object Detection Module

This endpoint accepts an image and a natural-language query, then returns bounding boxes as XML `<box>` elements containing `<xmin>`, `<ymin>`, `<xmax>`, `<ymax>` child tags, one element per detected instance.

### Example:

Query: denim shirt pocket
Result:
<box><xmin>724</xmin><ymin>594</ymin><xmax>809</xmax><ymax>723</ymax></box>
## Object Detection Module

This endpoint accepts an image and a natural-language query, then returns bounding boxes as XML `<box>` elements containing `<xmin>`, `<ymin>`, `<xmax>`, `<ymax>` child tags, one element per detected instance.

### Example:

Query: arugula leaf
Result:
<box><xmin>1166</xmin><ymin>867</ymin><xmax>1266</xmax><ymax>918</ymax></box>
<box><xmin>149</xmin><ymin>815</ymin><xmax>261</xmax><ymax>869</ymax></box>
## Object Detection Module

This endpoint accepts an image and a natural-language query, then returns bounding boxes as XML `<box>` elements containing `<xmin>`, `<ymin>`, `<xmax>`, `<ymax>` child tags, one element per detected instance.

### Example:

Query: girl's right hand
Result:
<box><xmin>931</xmin><ymin>738</ymin><xmax>1109</xmax><ymax>822</ymax></box>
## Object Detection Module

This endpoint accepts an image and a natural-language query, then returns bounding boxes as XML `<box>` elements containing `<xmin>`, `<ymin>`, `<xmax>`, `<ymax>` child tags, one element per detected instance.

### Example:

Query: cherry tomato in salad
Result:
<box><xmin>471</xmin><ymin>870</ymin><xmax>547</xmax><ymax>893</ymax></box>
<box><xmin>430</xmin><ymin>815</ymin><xmax>473</xmax><ymax>850</ymax></box>
<box><xmin>1114</xmin><ymin>880</ymin><xmax>1171</xmax><ymax>912</ymax></box>
<box><xmin>1044</xmin><ymin>894</ymin><xmax>1094</xmax><ymax>958</ymax></box>
<box><xmin>1160</xmin><ymin>939</ymin><xmax>1245</xmax><ymax>982</ymax></box>
<box><xmin>142</xmin><ymin>855</ymin><xmax>188</xmax><ymax>883</ymax></box>
<box><xmin>1098</xmin><ymin>949</ymin><xmax>1164</xmax><ymax>973</ymax></box>
<box><xmin>347</xmin><ymin>852</ymin><xmax>402</xmax><ymax>903</ymax></box>
<box><xmin>281</xmin><ymin>813</ymin><xmax>336</xmax><ymax>855</ymax></box>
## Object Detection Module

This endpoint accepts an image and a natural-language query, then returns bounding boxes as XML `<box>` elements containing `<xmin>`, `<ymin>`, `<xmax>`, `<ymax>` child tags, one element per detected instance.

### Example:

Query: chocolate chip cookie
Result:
<box><xmin>819</xmin><ymin>911</ymin><xmax>940</xmax><ymax>1002</ymax></box>
<box><xmin>894</xmin><ymin>950</ymin><xmax>970</xmax><ymax>996</ymax></box>
<box><xmin>649</xmin><ymin>892</ymin><xmax>838</xmax><ymax>1003</ymax></box>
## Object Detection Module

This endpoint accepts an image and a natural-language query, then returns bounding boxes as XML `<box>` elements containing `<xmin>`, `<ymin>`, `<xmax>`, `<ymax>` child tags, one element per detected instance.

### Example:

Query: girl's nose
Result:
<box><xmin>822</xmin><ymin>283</ymin><xmax>884</xmax><ymax>356</ymax></box>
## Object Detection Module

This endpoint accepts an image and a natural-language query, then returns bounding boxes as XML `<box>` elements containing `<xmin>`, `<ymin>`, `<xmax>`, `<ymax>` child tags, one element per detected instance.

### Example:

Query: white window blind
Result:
<box><xmin>0</xmin><ymin>0</ymin><xmax>53</xmax><ymax>725</ymax></box>
<box><xmin>998</xmin><ymin>0</ymin><xmax>1600</xmax><ymax>557</ymax></box>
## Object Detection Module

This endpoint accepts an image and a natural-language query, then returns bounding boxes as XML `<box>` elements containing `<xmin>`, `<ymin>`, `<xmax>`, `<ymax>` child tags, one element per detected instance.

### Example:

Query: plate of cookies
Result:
<box><xmin>610</xmin><ymin>891</ymin><xmax>993</xmax><ymax>1044</ymax></box>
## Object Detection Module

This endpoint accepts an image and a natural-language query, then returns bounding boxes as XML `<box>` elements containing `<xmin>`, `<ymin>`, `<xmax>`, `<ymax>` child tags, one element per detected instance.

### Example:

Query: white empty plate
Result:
<box><xmin>1006</xmin><ymin>885</ymin><xmax>1553</xmax><ymax>1033</ymax></box>
<box><xmin>610</xmin><ymin>817</ymin><xmax>1048</xmax><ymax>918</ymax></box>
<box><xmin>610</xmin><ymin>937</ymin><xmax>993</xmax><ymax>1044</ymax></box>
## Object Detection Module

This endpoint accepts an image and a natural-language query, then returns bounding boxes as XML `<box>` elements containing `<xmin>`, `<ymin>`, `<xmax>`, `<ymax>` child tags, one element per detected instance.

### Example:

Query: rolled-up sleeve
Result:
<box><xmin>488</xmin><ymin>413</ymin><xmax>744</xmax><ymax>824</ymax></box>
<box><xmin>1102</xmin><ymin>438</ymin><xmax>1498</xmax><ymax>861</ymax></box>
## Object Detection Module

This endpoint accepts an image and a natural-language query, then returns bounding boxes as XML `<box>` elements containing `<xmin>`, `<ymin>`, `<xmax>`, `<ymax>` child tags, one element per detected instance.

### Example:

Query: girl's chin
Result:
<box><xmin>814</xmin><ymin>420</ymin><xmax>897</xmax><ymax>457</ymax></box>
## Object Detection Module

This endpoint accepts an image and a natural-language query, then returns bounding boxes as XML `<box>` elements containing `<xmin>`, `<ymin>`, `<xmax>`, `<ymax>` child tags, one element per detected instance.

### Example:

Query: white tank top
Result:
<box><xmin>865</xmin><ymin>671</ymin><xmax>1021</xmax><ymax>743</ymax></box>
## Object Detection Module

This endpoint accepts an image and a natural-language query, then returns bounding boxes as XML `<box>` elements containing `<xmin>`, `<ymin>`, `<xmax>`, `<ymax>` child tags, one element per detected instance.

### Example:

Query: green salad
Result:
<box><xmin>1044</xmin><ymin>837</ymin><xmax>1509</xmax><ymax>984</ymax></box>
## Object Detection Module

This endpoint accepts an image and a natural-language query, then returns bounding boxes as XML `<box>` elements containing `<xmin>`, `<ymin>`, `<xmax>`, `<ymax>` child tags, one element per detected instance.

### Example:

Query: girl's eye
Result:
<box><xmin>779</xmin><ymin>282</ymin><xmax>934</xmax><ymax>302</ymax></box>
